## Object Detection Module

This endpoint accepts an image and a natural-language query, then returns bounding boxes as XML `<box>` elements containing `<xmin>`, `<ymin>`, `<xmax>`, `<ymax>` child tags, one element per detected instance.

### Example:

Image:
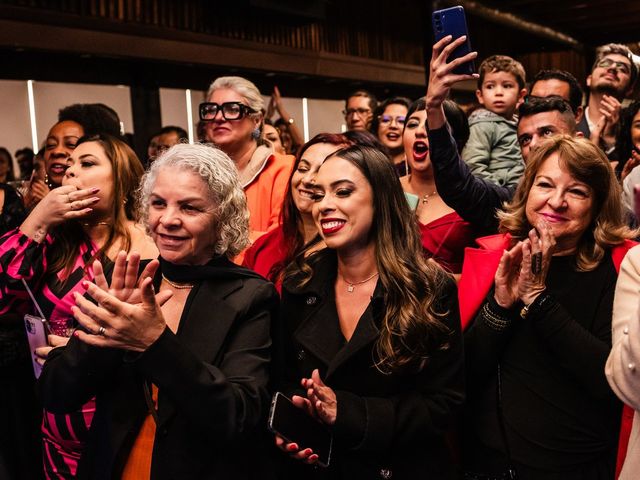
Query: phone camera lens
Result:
<box><xmin>26</xmin><ymin>319</ymin><xmax>34</xmax><ymax>334</ymax></box>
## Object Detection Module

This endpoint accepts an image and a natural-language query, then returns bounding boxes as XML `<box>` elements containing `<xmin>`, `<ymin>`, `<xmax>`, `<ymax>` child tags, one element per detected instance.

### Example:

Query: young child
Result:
<box><xmin>462</xmin><ymin>55</ymin><xmax>527</xmax><ymax>188</ymax></box>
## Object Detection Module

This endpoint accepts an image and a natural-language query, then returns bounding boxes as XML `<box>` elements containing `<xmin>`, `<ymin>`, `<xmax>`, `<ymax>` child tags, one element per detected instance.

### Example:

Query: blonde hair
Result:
<box><xmin>138</xmin><ymin>143</ymin><xmax>250</xmax><ymax>259</ymax></box>
<box><xmin>498</xmin><ymin>135</ymin><xmax>635</xmax><ymax>270</ymax></box>
<box><xmin>207</xmin><ymin>76</ymin><xmax>265</xmax><ymax>114</ymax></box>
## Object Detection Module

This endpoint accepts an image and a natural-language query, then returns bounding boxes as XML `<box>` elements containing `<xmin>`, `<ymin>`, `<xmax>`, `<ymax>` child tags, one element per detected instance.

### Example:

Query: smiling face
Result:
<box><xmin>148</xmin><ymin>167</ymin><xmax>218</xmax><ymax>265</ymax></box>
<box><xmin>291</xmin><ymin>142</ymin><xmax>342</xmax><ymax>215</ymax></box>
<box><xmin>44</xmin><ymin>120</ymin><xmax>84</xmax><ymax>187</ymax></box>
<box><xmin>477</xmin><ymin>70</ymin><xmax>525</xmax><ymax>119</ymax></box>
<box><xmin>525</xmin><ymin>153</ymin><xmax>594</xmax><ymax>255</ymax></box>
<box><xmin>311</xmin><ymin>156</ymin><xmax>374</xmax><ymax>254</ymax></box>
<box><xmin>203</xmin><ymin>88</ymin><xmax>260</xmax><ymax>154</ymax></box>
<box><xmin>402</xmin><ymin>109</ymin><xmax>430</xmax><ymax>172</ymax></box>
<box><xmin>63</xmin><ymin>141</ymin><xmax>114</xmax><ymax>217</ymax></box>
<box><xmin>377</xmin><ymin>103</ymin><xmax>407</xmax><ymax>151</ymax></box>
<box><xmin>588</xmin><ymin>53</ymin><xmax>633</xmax><ymax>97</ymax></box>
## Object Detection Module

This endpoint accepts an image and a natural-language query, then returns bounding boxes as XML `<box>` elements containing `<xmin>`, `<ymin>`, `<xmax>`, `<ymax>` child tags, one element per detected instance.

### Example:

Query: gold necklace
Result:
<box><xmin>162</xmin><ymin>274</ymin><xmax>194</xmax><ymax>290</ymax></box>
<box><xmin>421</xmin><ymin>191</ymin><xmax>438</xmax><ymax>204</ymax></box>
<box><xmin>341</xmin><ymin>272</ymin><xmax>379</xmax><ymax>293</ymax></box>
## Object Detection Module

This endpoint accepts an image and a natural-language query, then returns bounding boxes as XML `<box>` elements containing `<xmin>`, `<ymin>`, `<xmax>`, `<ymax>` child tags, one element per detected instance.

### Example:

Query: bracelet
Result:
<box><xmin>520</xmin><ymin>292</ymin><xmax>552</xmax><ymax>319</ymax></box>
<box><xmin>481</xmin><ymin>302</ymin><xmax>511</xmax><ymax>332</ymax></box>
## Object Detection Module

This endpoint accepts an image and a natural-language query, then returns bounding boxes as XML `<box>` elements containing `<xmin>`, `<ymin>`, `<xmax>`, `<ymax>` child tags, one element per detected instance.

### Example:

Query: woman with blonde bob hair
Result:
<box><xmin>39</xmin><ymin>143</ymin><xmax>278</xmax><ymax>479</ymax></box>
<box><xmin>201</xmin><ymin>75</ymin><xmax>294</xmax><ymax>240</ymax></box>
<box><xmin>458</xmin><ymin>135</ymin><xmax>637</xmax><ymax>479</ymax></box>
<box><xmin>275</xmin><ymin>145</ymin><xmax>464</xmax><ymax>479</ymax></box>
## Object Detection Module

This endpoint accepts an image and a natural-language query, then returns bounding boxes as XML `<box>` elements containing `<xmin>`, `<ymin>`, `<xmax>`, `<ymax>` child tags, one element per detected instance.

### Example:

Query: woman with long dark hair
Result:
<box><xmin>275</xmin><ymin>145</ymin><xmax>464</xmax><ymax>478</ymax></box>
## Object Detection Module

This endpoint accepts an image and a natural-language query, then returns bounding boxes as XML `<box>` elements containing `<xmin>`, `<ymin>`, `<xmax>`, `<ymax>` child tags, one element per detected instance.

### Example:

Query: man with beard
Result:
<box><xmin>580</xmin><ymin>44</ymin><xmax>638</xmax><ymax>157</ymax></box>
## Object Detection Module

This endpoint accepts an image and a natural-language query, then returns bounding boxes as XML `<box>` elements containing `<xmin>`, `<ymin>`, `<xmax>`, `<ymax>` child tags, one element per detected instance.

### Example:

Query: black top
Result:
<box><xmin>39</xmin><ymin>258</ymin><xmax>279</xmax><ymax>480</ymax></box>
<box><xmin>464</xmin><ymin>254</ymin><xmax>620</xmax><ymax>477</ymax></box>
<box><xmin>428</xmin><ymin>125</ymin><xmax>514</xmax><ymax>235</ymax></box>
<box><xmin>0</xmin><ymin>183</ymin><xmax>25</xmax><ymax>236</ymax></box>
<box><xmin>279</xmin><ymin>249</ymin><xmax>465</xmax><ymax>479</ymax></box>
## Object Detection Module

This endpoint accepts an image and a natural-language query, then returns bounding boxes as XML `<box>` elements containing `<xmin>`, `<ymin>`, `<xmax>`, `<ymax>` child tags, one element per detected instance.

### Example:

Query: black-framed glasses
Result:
<box><xmin>342</xmin><ymin>107</ymin><xmax>371</xmax><ymax>118</ymax></box>
<box><xmin>199</xmin><ymin>102</ymin><xmax>257</xmax><ymax>121</ymax></box>
<box><xmin>378</xmin><ymin>114</ymin><xmax>406</xmax><ymax>126</ymax></box>
<box><xmin>596</xmin><ymin>58</ymin><xmax>631</xmax><ymax>75</ymax></box>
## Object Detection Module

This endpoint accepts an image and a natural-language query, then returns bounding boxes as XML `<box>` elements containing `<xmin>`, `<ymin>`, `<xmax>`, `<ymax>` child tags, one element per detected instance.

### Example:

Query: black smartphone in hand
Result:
<box><xmin>268</xmin><ymin>392</ymin><xmax>332</xmax><ymax>468</ymax></box>
<box><xmin>432</xmin><ymin>6</ymin><xmax>475</xmax><ymax>75</ymax></box>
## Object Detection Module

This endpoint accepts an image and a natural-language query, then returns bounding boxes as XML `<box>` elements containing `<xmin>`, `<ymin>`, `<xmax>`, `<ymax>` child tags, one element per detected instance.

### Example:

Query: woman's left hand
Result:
<box><xmin>303</xmin><ymin>369</ymin><xmax>337</xmax><ymax>426</ymax></box>
<box><xmin>71</xmin><ymin>276</ymin><xmax>173</xmax><ymax>351</ymax></box>
<box><xmin>517</xmin><ymin>221</ymin><xmax>556</xmax><ymax>305</ymax></box>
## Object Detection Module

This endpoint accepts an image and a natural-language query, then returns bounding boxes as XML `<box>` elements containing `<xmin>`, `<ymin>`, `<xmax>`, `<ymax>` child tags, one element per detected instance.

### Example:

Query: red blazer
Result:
<box><xmin>458</xmin><ymin>233</ymin><xmax>637</xmax><ymax>478</ymax></box>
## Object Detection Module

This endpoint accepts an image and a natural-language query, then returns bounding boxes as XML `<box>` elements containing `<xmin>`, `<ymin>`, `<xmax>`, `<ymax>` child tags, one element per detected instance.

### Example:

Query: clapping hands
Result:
<box><xmin>494</xmin><ymin>220</ymin><xmax>556</xmax><ymax>309</ymax></box>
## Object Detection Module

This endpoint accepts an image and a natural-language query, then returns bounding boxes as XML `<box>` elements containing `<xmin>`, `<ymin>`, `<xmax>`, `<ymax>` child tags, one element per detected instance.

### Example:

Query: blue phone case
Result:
<box><xmin>432</xmin><ymin>6</ymin><xmax>475</xmax><ymax>75</ymax></box>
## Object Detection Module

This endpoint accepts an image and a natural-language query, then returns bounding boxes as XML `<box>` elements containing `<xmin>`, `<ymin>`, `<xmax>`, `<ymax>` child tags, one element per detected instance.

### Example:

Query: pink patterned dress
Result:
<box><xmin>0</xmin><ymin>229</ymin><xmax>104</xmax><ymax>479</ymax></box>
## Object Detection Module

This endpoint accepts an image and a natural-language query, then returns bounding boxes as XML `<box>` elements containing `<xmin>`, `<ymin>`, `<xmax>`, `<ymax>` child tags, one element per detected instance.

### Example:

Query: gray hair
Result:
<box><xmin>207</xmin><ymin>76</ymin><xmax>265</xmax><ymax>114</ymax></box>
<box><xmin>137</xmin><ymin>143</ymin><xmax>250</xmax><ymax>259</ymax></box>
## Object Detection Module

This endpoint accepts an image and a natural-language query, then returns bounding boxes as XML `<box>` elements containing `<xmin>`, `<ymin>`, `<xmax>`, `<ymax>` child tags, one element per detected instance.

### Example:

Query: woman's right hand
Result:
<box><xmin>425</xmin><ymin>35</ymin><xmax>478</xmax><ymax>128</ymax></box>
<box><xmin>494</xmin><ymin>241</ymin><xmax>524</xmax><ymax>309</ymax></box>
<box><xmin>21</xmin><ymin>185</ymin><xmax>100</xmax><ymax>241</ymax></box>
<box><xmin>274</xmin><ymin>395</ymin><xmax>320</xmax><ymax>465</ymax></box>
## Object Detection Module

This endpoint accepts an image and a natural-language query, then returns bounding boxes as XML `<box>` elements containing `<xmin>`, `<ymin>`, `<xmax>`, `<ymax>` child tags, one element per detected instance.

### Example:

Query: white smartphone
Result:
<box><xmin>24</xmin><ymin>314</ymin><xmax>49</xmax><ymax>378</ymax></box>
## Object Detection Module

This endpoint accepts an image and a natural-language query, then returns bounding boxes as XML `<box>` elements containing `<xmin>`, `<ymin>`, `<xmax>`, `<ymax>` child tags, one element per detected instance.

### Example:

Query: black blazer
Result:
<box><xmin>278</xmin><ymin>250</ymin><xmax>465</xmax><ymax>480</ymax></box>
<box><xmin>39</xmin><ymin>271</ymin><xmax>279</xmax><ymax>480</ymax></box>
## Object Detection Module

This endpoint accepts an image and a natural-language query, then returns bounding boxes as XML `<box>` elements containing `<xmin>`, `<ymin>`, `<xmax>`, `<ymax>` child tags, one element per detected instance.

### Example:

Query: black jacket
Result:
<box><xmin>39</xmin><ymin>270</ymin><xmax>279</xmax><ymax>480</ymax></box>
<box><xmin>278</xmin><ymin>250</ymin><xmax>465</xmax><ymax>479</ymax></box>
<box><xmin>428</xmin><ymin>125</ymin><xmax>514</xmax><ymax>235</ymax></box>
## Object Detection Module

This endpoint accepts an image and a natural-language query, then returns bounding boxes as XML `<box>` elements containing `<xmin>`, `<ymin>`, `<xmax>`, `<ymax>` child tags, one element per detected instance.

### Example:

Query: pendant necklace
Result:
<box><xmin>341</xmin><ymin>272</ymin><xmax>379</xmax><ymax>293</ymax></box>
<box><xmin>162</xmin><ymin>274</ymin><xmax>194</xmax><ymax>290</ymax></box>
<box><xmin>422</xmin><ymin>191</ymin><xmax>438</xmax><ymax>204</ymax></box>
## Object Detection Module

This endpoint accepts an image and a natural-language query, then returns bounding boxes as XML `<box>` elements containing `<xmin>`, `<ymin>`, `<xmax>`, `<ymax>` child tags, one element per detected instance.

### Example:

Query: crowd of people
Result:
<box><xmin>1</xmin><ymin>33</ymin><xmax>640</xmax><ymax>480</ymax></box>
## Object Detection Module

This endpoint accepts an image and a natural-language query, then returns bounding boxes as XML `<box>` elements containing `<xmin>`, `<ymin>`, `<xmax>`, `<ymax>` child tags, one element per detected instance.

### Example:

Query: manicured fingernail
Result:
<box><xmin>82</xmin><ymin>281</ymin><xmax>89</xmax><ymax>289</ymax></box>
<box><xmin>288</xmin><ymin>444</ymin><xmax>297</xmax><ymax>452</ymax></box>
<box><xmin>91</xmin><ymin>187</ymin><xmax>100</xmax><ymax>193</ymax></box>
<box><xmin>309</xmin><ymin>454</ymin><xmax>318</xmax><ymax>461</ymax></box>
<box><xmin>74</xmin><ymin>331</ymin><xmax>80</xmax><ymax>337</ymax></box>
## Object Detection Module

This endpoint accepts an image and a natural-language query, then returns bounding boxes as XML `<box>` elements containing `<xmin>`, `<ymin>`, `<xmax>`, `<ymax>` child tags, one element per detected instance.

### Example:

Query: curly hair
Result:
<box><xmin>289</xmin><ymin>145</ymin><xmax>452</xmax><ymax>373</ymax></box>
<box><xmin>138</xmin><ymin>143</ymin><xmax>250</xmax><ymax>259</ymax></box>
<box><xmin>498</xmin><ymin>135</ymin><xmax>635</xmax><ymax>271</ymax></box>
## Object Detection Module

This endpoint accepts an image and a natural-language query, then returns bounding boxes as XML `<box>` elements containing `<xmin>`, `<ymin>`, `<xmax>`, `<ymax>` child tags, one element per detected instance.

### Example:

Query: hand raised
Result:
<box><xmin>72</xmin><ymin>276</ymin><xmax>173</xmax><ymax>352</ymax></box>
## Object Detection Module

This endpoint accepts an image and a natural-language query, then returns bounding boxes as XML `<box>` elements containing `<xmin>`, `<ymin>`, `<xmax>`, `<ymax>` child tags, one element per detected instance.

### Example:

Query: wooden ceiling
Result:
<box><xmin>477</xmin><ymin>0</ymin><xmax>640</xmax><ymax>47</ymax></box>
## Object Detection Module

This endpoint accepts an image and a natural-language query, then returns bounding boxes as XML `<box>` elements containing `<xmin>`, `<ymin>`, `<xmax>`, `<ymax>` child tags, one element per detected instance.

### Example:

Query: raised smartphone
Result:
<box><xmin>24</xmin><ymin>314</ymin><xmax>49</xmax><ymax>378</ymax></box>
<box><xmin>432</xmin><ymin>6</ymin><xmax>475</xmax><ymax>75</ymax></box>
<box><xmin>268</xmin><ymin>392</ymin><xmax>332</xmax><ymax>468</ymax></box>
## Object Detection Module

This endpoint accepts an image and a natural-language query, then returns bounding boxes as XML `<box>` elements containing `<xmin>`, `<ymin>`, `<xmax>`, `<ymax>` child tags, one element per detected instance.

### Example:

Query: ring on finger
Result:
<box><xmin>531</xmin><ymin>252</ymin><xmax>543</xmax><ymax>275</ymax></box>
<box><xmin>98</xmin><ymin>326</ymin><xmax>106</xmax><ymax>336</ymax></box>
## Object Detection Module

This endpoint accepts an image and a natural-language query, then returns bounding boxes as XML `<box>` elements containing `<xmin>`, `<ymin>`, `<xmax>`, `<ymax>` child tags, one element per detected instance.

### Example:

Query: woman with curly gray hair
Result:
<box><xmin>39</xmin><ymin>143</ymin><xmax>279</xmax><ymax>479</ymax></box>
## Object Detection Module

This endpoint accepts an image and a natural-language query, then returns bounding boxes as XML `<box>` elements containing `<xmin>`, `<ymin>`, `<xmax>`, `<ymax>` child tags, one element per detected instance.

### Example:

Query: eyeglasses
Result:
<box><xmin>342</xmin><ymin>108</ymin><xmax>371</xmax><ymax>118</ymax></box>
<box><xmin>378</xmin><ymin>114</ymin><xmax>406</xmax><ymax>126</ymax></box>
<box><xmin>199</xmin><ymin>102</ymin><xmax>257</xmax><ymax>121</ymax></box>
<box><xmin>596</xmin><ymin>58</ymin><xmax>631</xmax><ymax>75</ymax></box>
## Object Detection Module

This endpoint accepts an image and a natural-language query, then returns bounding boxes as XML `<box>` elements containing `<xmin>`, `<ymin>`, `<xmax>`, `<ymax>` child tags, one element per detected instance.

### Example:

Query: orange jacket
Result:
<box><xmin>243</xmin><ymin>150</ymin><xmax>294</xmax><ymax>240</ymax></box>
